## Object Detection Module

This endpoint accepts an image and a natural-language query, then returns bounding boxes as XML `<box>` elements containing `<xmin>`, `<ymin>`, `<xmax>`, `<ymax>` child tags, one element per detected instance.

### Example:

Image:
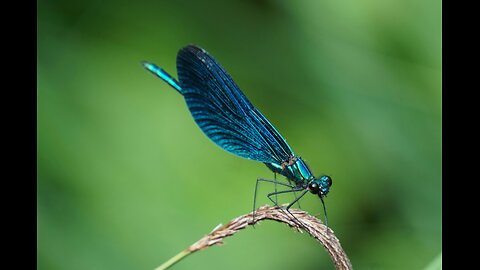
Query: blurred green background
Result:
<box><xmin>38</xmin><ymin>0</ymin><xmax>441</xmax><ymax>269</ymax></box>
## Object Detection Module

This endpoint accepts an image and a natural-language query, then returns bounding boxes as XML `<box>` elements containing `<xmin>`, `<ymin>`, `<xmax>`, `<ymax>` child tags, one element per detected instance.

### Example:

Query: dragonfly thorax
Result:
<box><xmin>264</xmin><ymin>156</ymin><xmax>314</xmax><ymax>184</ymax></box>
<box><xmin>264</xmin><ymin>157</ymin><xmax>333</xmax><ymax>197</ymax></box>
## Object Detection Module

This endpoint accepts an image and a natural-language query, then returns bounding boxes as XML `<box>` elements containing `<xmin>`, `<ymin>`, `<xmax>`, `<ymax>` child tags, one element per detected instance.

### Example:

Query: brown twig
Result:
<box><xmin>155</xmin><ymin>205</ymin><xmax>352</xmax><ymax>270</ymax></box>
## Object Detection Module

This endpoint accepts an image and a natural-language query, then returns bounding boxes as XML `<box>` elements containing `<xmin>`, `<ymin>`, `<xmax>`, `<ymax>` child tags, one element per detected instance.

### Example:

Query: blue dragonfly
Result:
<box><xmin>142</xmin><ymin>45</ymin><xmax>332</xmax><ymax>225</ymax></box>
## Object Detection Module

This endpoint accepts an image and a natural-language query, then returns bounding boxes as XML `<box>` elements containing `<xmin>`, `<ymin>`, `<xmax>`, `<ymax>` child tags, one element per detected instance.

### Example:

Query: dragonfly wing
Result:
<box><xmin>176</xmin><ymin>45</ymin><xmax>294</xmax><ymax>164</ymax></box>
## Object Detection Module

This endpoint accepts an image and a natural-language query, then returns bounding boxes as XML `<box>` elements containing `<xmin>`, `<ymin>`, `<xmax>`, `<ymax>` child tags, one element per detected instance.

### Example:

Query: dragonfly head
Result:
<box><xmin>308</xmin><ymin>175</ymin><xmax>332</xmax><ymax>197</ymax></box>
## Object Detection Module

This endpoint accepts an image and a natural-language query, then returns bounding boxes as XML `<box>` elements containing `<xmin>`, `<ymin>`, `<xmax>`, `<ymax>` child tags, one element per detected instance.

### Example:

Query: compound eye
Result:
<box><xmin>326</xmin><ymin>176</ymin><xmax>333</xmax><ymax>187</ymax></box>
<box><xmin>308</xmin><ymin>182</ymin><xmax>319</xmax><ymax>194</ymax></box>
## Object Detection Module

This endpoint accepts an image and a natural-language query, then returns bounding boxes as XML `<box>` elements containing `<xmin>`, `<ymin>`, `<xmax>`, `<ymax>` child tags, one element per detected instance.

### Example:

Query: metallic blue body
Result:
<box><xmin>265</xmin><ymin>159</ymin><xmax>314</xmax><ymax>185</ymax></box>
<box><xmin>142</xmin><ymin>61</ymin><xmax>182</xmax><ymax>93</ymax></box>
<box><xmin>142</xmin><ymin>45</ymin><xmax>331</xmax><ymax>197</ymax></box>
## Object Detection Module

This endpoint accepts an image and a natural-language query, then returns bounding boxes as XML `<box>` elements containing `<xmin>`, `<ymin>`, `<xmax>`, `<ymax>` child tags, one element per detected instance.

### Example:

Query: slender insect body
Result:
<box><xmin>142</xmin><ymin>45</ymin><xmax>333</xmax><ymax>226</ymax></box>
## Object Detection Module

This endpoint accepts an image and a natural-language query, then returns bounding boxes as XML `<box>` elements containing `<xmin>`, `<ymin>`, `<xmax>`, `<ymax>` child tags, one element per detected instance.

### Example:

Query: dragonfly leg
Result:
<box><xmin>274</xmin><ymin>173</ymin><xmax>278</xmax><ymax>205</ymax></box>
<box><xmin>287</xmin><ymin>179</ymin><xmax>302</xmax><ymax>209</ymax></box>
<box><xmin>266</xmin><ymin>188</ymin><xmax>306</xmax><ymax>227</ymax></box>
<box><xmin>320</xmin><ymin>196</ymin><xmax>329</xmax><ymax>228</ymax></box>
<box><xmin>285</xmin><ymin>189</ymin><xmax>309</xmax><ymax>210</ymax></box>
<box><xmin>253</xmin><ymin>178</ymin><xmax>296</xmax><ymax>224</ymax></box>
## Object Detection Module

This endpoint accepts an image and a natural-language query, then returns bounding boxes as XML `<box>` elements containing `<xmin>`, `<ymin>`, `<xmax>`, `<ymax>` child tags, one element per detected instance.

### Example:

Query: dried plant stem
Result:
<box><xmin>154</xmin><ymin>249</ymin><xmax>191</xmax><ymax>270</ymax></box>
<box><xmin>154</xmin><ymin>205</ymin><xmax>352</xmax><ymax>270</ymax></box>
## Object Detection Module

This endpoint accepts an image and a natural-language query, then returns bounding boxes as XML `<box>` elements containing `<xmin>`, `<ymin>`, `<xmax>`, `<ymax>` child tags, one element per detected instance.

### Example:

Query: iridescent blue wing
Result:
<box><xmin>176</xmin><ymin>45</ymin><xmax>294</xmax><ymax>164</ymax></box>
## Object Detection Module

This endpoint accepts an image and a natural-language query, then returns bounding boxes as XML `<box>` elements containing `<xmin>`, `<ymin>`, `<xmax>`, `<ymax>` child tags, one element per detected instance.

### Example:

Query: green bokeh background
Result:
<box><xmin>38</xmin><ymin>0</ymin><xmax>441</xmax><ymax>269</ymax></box>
